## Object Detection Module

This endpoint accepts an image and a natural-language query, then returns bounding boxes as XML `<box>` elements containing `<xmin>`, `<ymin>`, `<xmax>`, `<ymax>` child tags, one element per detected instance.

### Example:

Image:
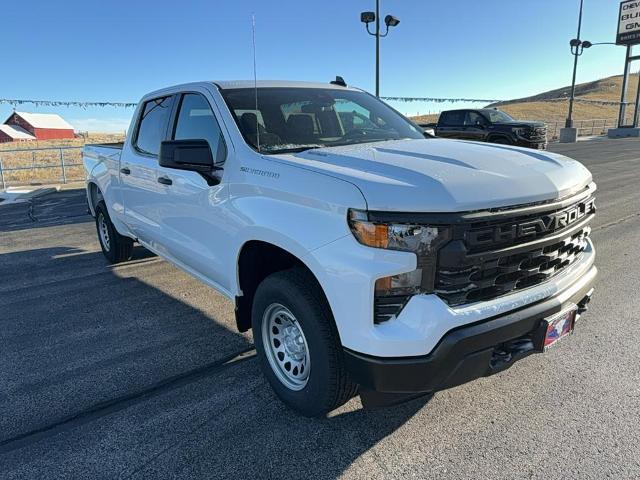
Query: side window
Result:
<box><xmin>135</xmin><ymin>96</ymin><xmax>173</xmax><ymax>156</ymax></box>
<box><xmin>440</xmin><ymin>111</ymin><xmax>464</xmax><ymax>126</ymax></box>
<box><xmin>173</xmin><ymin>93</ymin><xmax>226</xmax><ymax>164</ymax></box>
<box><xmin>465</xmin><ymin>112</ymin><xmax>487</xmax><ymax>126</ymax></box>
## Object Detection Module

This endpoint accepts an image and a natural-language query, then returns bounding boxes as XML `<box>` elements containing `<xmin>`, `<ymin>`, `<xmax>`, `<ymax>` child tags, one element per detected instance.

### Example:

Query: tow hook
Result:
<box><xmin>577</xmin><ymin>288</ymin><xmax>594</xmax><ymax>315</ymax></box>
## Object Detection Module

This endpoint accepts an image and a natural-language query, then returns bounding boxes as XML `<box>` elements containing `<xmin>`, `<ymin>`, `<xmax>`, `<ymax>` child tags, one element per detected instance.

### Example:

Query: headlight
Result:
<box><xmin>348</xmin><ymin>209</ymin><xmax>446</xmax><ymax>254</ymax></box>
<box><xmin>348</xmin><ymin>209</ymin><xmax>451</xmax><ymax>323</ymax></box>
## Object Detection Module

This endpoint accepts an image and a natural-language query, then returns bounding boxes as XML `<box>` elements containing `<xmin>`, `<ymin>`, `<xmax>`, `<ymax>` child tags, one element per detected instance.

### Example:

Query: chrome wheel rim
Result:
<box><xmin>262</xmin><ymin>303</ymin><xmax>310</xmax><ymax>391</ymax></box>
<box><xmin>98</xmin><ymin>212</ymin><xmax>110</xmax><ymax>251</ymax></box>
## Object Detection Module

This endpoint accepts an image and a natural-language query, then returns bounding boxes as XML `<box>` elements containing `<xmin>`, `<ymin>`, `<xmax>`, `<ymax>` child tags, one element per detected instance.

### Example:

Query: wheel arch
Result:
<box><xmin>234</xmin><ymin>240</ymin><xmax>332</xmax><ymax>334</ymax></box>
<box><xmin>487</xmin><ymin>133</ymin><xmax>514</xmax><ymax>144</ymax></box>
<box><xmin>86</xmin><ymin>181</ymin><xmax>103</xmax><ymax>216</ymax></box>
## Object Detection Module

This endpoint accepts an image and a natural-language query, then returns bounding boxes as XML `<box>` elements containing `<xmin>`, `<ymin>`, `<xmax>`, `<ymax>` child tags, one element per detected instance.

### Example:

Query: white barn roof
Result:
<box><xmin>0</xmin><ymin>124</ymin><xmax>36</xmax><ymax>140</ymax></box>
<box><xmin>14</xmin><ymin>111</ymin><xmax>74</xmax><ymax>130</ymax></box>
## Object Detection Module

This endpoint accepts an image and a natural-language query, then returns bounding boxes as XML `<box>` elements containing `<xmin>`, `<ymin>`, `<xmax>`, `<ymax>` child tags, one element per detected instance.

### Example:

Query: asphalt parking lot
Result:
<box><xmin>1</xmin><ymin>137</ymin><xmax>639</xmax><ymax>479</ymax></box>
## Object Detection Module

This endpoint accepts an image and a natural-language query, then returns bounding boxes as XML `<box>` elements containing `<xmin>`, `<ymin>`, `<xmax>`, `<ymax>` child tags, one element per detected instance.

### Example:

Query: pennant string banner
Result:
<box><xmin>382</xmin><ymin>96</ymin><xmax>503</xmax><ymax>103</ymax></box>
<box><xmin>0</xmin><ymin>97</ymin><xmax>630</xmax><ymax>109</ymax></box>
<box><xmin>0</xmin><ymin>98</ymin><xmax>138</xmax><ymax>109</ymax></box>
<box><xmin>381</xmin><ymin>96</ymin><xmax>631</xmax><ymax>106</ymax></box>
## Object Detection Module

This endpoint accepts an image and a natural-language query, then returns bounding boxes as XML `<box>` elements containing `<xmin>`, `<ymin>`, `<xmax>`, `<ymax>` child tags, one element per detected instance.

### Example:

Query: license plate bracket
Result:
<box><xmin>543</xmin><ymin>307</ymin><xmax>577</xmax><ymax>350</ymax></box>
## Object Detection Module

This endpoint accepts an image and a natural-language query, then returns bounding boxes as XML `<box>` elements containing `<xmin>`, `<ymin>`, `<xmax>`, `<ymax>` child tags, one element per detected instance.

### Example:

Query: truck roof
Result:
<box><xmin>140</xmin><ymin>80</ymin><xmax>362</xmax><ymax>103</ymax></box>
<box><xmin>441</xmin><ymin>108</ymin><xmax>500</xmax><ymax>113</ymax></box>
<box><xmin>213</xmin><ymin>80</ymin><xmax>360</xmax><ymax>91</ymax></box>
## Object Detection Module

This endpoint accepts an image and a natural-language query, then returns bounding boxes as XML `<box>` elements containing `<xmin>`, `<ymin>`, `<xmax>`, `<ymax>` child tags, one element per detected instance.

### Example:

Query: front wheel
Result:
<box><xmin>95</xmin><ymin>201</ymin><xmax>133</xmax><ymax>264</ymax></box>
<box><xmin>252</xmin><ymin>268</ymin><xmax>357</xmax><ymax>417</ymax></box>
<box><xmin>490</xmin><ymin>136</ymin><xmax>513</xmax><ymax>145</ymax></box>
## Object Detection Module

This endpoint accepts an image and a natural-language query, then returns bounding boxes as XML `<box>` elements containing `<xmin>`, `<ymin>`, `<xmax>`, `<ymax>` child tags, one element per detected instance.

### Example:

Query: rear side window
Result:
<box><xmin>135</xmin><ymin>96</ymin><xmax>173</xmax><ymax>156</ymax></box>
<box><xmin>440</xmin><ymin>111</ymin><xmax>464</xmax><ymax>126</ymax></box>
<box><xmin>173</xmin><ymin>93</ymin><xmax>225</xmax><ymax>162</ymax></box>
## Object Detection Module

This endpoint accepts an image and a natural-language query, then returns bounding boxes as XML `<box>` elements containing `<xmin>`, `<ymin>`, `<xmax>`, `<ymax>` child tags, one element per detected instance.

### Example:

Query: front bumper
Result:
<box><xmin>344</xmin><ymin>264</ymin><xmax>596</xmax><ymax>394</ymax></box>
<box><xmin>515</xmin><ymin>138</ymin><xmax>547</xmax><ymax>150</ymax></box>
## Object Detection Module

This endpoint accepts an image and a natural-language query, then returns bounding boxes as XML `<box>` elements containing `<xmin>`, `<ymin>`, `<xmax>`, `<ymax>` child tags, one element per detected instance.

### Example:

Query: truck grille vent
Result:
<box><xmin>374</xmin><ymin>294</ymin><xmax>411</xmax><ymax>324</ymax></box>
<box><xmin>435</xmin><ymin>227</ymin><xmax>590</xmax><ymax>306</ymax></box>
<box><xmin>526</xmin><ymin>126</ymin><xmax>547</xmax><ymax>141</ymax></box>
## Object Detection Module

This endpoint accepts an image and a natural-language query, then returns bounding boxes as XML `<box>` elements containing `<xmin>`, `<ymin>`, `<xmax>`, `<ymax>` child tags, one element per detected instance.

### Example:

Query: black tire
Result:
<box><xmin>95</xmin><ymin>200</ymin><xmax>133</xmax><ymax>264</ymax></box>
<box><xmin>490</xmin><ymin>136</ymin><xmax>513</xmax><ymax>145</ymax></box>
<box><xmin>252</xmin><ymin>267</ymin><xmax>358</xmax><ymax>417</ymax></box>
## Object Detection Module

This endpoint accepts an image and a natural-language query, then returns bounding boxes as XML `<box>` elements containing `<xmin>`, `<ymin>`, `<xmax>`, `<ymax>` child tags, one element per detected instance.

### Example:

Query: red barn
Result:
<box><xmin>2</xmin><ymin>111</ymin><xmax>75</xmax><ymax>141</ymax></box>
<box><xmin>0</xmin><ymin>124</ymin><xmax>36</xmax><ymax>143</ymax></box>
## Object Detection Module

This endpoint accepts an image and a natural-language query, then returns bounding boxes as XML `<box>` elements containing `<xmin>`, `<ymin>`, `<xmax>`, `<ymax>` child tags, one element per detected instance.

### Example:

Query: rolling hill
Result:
<box><xmin>411</xmin><ymin>74</ymin><xmax>637</xmax><ymax>138</ymax></box>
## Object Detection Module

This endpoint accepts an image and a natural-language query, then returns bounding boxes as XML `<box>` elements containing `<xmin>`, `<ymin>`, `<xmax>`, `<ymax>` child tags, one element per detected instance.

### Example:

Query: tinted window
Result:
<box><xmin>221</xmin><ymin>87</ymin><xmax>424</xmax><ymax>154</ymax></box>
<box><xmin>173</xmin><ymin>93</ymin><xmax>225</xmax><ymax>162</ymax></box>
<box><xmin>440</xmin><ymin>111</ymin><xmax>465</xmax><ymax>126</ymax></box>
<box><xmin>135</xmin><ymin>96</ymin><xmax>173</xmax><ymax>156</ymax></box>
<box><xmin>484</xmin><ymin>110</ymin><xmax>515</xmax><ymax>123</ymax></box>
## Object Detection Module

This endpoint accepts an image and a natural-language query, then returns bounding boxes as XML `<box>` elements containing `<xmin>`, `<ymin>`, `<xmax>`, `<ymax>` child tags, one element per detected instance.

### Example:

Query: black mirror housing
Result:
<box><xmin>159</xmin><ymin>139</ymin><xmax>214</xmax><ymax>173</ymax></box>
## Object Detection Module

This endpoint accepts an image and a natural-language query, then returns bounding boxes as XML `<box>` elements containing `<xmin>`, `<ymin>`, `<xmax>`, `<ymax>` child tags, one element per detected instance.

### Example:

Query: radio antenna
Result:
<box><xmin>251</xmin><ymin>13</ymin><xmax>260</xmax><ymax>152</ymax></box>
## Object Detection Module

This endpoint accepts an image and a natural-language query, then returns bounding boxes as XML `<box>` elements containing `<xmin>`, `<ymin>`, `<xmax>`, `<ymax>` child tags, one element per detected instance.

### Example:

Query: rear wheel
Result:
<box><xmin>252</xmin><ymin>267</ymin><xmax>357</xmax><ymax>417</ymax></box>
<box><xmin>95</xmin><ymin>201</ymin><xmax>133</xmax><ymax>264</ymax></box>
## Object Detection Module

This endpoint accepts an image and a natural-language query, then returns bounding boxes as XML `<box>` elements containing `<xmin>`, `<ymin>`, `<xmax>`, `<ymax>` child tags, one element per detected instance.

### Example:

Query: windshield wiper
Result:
<box><xmin>265</xmin><ymin>145</ymin><xmax>322</xmax><ymax>154</ymax></box>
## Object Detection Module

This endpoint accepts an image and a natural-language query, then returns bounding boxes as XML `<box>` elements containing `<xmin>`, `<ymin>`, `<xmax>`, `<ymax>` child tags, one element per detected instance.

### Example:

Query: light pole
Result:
<box><xmin>566</xmin><ymin>39</ymin><xmax>617</xmax><ymax>127</ymax></box>
<box><xmin>565</xmin><ymin>0</ymin><xmax>585</xmax><ymax>129</ymax></box>
<box><xmin>360</xmin><ymin>1</ymin><xmax>400</xmax><ymax>97</ymax></box>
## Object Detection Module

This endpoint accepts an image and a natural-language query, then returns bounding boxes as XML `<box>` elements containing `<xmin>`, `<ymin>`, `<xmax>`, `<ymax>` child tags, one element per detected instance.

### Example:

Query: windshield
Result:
<box><xmin>484</xmin><ymin>110</ymin><xmax>515</xmax><ymax>123</ymax></box>
<box><xmin>221</xmin><ymin>87</ymin><xmax>425</xmax><ymax>154</ymax></box>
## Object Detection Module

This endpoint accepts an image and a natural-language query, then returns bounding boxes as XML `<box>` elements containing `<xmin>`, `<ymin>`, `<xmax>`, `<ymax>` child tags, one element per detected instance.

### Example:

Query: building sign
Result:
<box><xmin>617</xmin><ymin>0</ymin><xmax>640</xmax><ymax>45</ymax></box>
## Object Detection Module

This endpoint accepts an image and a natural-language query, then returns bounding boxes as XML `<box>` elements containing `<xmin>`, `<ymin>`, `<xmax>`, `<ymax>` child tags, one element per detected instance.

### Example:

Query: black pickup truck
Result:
<box><xmin>421</xmin><ymin>108</ymin><xmax>547</xmax><ymax>149</ymax></box>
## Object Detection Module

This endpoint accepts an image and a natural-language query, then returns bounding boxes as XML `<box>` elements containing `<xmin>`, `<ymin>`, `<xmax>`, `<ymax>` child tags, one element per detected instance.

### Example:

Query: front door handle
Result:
<box><xmin>120</xmin><ymin>167</ymin><xmax>131</xmax><ymax>175</ymax></box>
<box><xmin>157</xmin><ymin>176</ymin><xmax>173</xmax><ymax>185</ymax></box>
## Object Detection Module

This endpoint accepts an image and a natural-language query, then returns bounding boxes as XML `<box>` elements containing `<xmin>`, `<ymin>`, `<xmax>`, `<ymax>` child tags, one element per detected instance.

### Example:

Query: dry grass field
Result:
<box><xmin>411</xmin><ymin>75</ymin><xmax>637</xmax><ymax>139</ymax></box>
<box><xmin>0</xmin><ymin>133</ymin><xmax>125</xmax><ymax>187</ymax></box>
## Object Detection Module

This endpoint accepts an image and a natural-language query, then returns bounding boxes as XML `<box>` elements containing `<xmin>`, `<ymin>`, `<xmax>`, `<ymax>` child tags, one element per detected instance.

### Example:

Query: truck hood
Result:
<box><xmin>271</xmin><ymin>138</ymin><xmax>592</xmax><ymax>212</ymax></box>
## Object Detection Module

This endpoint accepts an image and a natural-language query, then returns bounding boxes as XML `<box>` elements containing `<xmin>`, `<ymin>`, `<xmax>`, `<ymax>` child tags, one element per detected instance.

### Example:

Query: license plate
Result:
<box><xmin>543</xmin><ymin>308</ymin><xmax>577</xmax><ymax>350</ymax></box>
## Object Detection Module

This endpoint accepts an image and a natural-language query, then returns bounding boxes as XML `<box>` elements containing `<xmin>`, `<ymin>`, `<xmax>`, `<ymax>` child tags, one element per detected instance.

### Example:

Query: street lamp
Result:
<box><xmin>566</xmin><ymin>38</ymin><xmax>617</xmax><ymax>129</ymax></box>
<box><xmin>360</xmin><ymin>1</ymin><xmax>400</xmax><ymax>97</ymax></box>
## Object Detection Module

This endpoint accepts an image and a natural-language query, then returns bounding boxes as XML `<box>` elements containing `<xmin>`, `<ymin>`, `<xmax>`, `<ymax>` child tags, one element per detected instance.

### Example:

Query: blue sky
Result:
<box><xmin>0</xmin><ymin>0</ymin><xmax>628</xmax><ymax>132</ymax></box>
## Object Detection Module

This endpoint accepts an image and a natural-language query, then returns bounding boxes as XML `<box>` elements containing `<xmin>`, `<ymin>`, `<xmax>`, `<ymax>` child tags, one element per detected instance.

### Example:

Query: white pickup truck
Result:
<box><xmin>84</xmin><ymin>80</ymin><xmax>597</xmax><ymax>416</ymax></box>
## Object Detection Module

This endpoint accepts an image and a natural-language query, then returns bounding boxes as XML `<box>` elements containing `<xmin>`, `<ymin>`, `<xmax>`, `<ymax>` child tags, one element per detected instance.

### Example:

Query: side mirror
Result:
<box><xmin>159</xmin><ymin>139</ymin><xmax>214</xmax><ymax>173</ymax></box>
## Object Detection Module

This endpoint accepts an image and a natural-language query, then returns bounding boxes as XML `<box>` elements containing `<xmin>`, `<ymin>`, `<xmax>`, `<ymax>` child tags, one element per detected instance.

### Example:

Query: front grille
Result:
<box><xmin>525</xmin><ymin>126</ymin><xmax>547</xmax><ymax>142</ymax></box>
<box><xmin>434</xmin><ymin>192</ymin><xmax>595</xmax><ymax>306</ymax></box>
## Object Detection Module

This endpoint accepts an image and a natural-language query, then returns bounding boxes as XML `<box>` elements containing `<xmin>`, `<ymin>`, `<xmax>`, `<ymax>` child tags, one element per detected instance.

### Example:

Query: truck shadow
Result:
<box><xmin>0</xmin><ymin>243</ymin><xmax>430</xmax><ymax>478</ymax></box>
<box><xmin>0</xmin><ymin>188</ymin><xmax>92</xmax><ymax>232</ymax></box>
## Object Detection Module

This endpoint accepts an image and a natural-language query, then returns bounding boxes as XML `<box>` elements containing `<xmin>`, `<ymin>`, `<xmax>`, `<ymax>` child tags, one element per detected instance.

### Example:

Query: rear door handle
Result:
<box><xmin>157</xmin><ymin>176</ymin><xmax>173</xmax><ymax>185</ymax></box>
<box><xmin>120</xmin><ymin>167</ymin><xmax>131</xmax><ymax>175</ymax></box>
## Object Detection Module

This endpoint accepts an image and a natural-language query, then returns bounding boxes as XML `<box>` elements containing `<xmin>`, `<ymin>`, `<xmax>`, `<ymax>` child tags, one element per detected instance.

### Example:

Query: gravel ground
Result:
<box><xmin>0</xmin><ymin>137</ymin><xmax>638</xmax><ymax>479</ymax></box>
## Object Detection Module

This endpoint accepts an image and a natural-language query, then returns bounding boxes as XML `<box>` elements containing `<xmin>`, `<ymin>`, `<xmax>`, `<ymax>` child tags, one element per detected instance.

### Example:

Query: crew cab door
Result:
<box><xmin>436</xmin><ymin>111</ymin><xmax>465</xmax><ymax>139</ymax></box>
<box><xmin>151</xmin><ymin>91</ymin><xmax>231</xmax><ymax>292</ymax></box>
<box><xmin>120</xmin><ymin>95</ymin><xmax>175</xmax><ymax>244</ymax></box>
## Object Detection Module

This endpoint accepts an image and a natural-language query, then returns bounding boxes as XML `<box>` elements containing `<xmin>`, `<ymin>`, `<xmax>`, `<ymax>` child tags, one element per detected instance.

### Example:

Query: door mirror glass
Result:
<box><xmin>159</xmin><ymin>139</ymin><xmax>214</xmax><ymax>173</ymax></box>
